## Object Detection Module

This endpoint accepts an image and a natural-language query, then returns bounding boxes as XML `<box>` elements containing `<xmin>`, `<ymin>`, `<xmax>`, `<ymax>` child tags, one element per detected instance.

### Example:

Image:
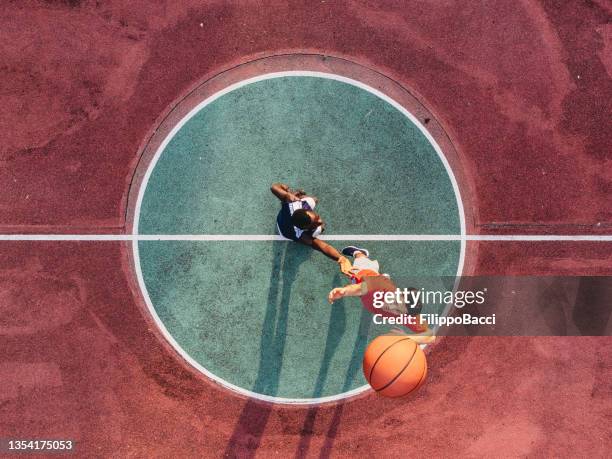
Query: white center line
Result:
<box><xmin>0</xmin><ymin>234</ymin><xmax>610</xmax><ymax>241</ymax></box>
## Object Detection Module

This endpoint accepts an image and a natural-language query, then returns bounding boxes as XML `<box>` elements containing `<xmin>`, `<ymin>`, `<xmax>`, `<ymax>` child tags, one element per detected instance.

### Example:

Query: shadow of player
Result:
<box><xmin>295</xmin><ymin>294</ymin><xmax>372</xmax><ymax>459</ymax></box>
<box><xmin>223</xmin><ymin>240</ymin><xmax>310</xmax><ymax>458</ymax></box>
<box><xmin>541</xmin><ymin>277</ymin><xmax>612</xmax><ymax>336</ymax></box>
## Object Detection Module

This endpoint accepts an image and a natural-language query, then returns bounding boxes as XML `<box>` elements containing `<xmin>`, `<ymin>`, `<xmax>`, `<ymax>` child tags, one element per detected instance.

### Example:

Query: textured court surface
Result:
<box><xmin>140</xmin><ymin>240</ymin><xmax>459</xmax><ymax>399</ymax></box>
<box><xmin>136</xmin><ymin>75</ymin><xmax>461</xmax><ymax>399</ymax></box>
<box><xmin>137</xmin><ymin>76</ymin><xmax>459</xmax><ymax>235</ymax></box>
<box><xmin>1</xmin><ymin>1</ymin><xmax>611</xmax><ymax>457</ymax></box>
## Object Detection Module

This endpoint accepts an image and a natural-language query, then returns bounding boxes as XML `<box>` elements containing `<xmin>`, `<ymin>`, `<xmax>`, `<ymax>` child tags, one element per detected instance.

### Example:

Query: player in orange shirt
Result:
<box><xmin>327</xmin><ymin>246</ymin><xmax>436</xmax><ymax>344</ymax></box>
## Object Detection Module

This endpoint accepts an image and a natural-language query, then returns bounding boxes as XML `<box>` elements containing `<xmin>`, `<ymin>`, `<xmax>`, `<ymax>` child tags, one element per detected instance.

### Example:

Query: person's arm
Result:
<box><xmin>328</xmin><ymin>283</ymin><xmax>364</xmax><ymax>303</ymax></box>
<box><xmin>298</xmin><ymin>232</ymin><xmax>352</xmax><ymax>276</ymax></box>
<box><xmin>270</xmin><ymin>183</ymin><xmax>298</xmax><ymax>202</ymax></box>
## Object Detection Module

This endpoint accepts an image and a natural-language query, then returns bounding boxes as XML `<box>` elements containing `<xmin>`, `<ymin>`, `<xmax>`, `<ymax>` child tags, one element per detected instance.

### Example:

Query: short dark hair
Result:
<box><xmin>291</xmin><ymin>209</ymin><xmax>312</xmax><ymax>229</ymax></box>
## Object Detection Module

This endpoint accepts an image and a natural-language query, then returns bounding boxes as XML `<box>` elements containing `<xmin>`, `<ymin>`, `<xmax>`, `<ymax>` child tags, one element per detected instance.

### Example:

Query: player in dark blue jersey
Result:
<box><xmin>271</xmin><ymin>182</ymin><xmax>352</xmax><ymax>276</ymax></box>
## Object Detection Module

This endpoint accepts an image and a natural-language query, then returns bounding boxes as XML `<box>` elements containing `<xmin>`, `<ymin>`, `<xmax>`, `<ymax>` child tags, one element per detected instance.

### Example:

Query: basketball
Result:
<box><xmin>363</xmin><ymin>335</ymin><xmax>428</xmax><ymax>397</ymax></box>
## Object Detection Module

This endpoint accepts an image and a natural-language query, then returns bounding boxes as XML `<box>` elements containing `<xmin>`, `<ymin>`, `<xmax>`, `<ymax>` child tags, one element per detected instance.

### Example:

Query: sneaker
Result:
<box><xmin>341</xmin><ymin>246</ymin><xmax>370</xmax><ymax>258</ymax></box>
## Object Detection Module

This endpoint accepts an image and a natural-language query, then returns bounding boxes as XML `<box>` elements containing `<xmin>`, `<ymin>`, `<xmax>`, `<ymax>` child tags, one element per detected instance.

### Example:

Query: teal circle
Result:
<box><xmin>137</xmin><ymin>75</ymin><xmax>462</xmax><ymax>400</ymax></box>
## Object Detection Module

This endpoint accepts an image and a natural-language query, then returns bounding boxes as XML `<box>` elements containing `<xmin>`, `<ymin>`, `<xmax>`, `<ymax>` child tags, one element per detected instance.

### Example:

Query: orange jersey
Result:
<box><xmin>354</xmin><ymin>270</ymin><xmax>428</xmax><ymax>334</ymax></box>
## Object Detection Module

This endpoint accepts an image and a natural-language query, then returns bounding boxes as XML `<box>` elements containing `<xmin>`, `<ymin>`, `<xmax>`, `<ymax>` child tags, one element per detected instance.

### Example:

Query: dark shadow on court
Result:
<box><xmin>573</xmin><ymin>277</ymin><xmax>612</xmax><ymax>335</ymax></box>
<box><xmin>295</xmin><ymin>279</ymin><xmax>372</xmax><ymax>459</ymax></box>
<box><xmin>224</xmin><ymin>241</ymin><xmax>311</xmax><ymax>458</ymax></box>
<box><xmin>539</xmin><ymin>277</ymin><xmax>612</xmax><ymax>336</ymax></box>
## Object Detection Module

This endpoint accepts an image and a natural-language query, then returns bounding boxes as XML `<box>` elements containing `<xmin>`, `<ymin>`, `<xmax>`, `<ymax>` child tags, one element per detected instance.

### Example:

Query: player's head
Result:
<box><xmin>291</xmin><ymin>209</ymin><xmax>323</xmax><ymax>230</ymax></box>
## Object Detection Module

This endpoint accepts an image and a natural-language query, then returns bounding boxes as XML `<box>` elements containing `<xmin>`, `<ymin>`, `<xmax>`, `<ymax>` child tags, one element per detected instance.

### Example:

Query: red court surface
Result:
<box><xmin>2</xmin><ymin>1</ymin><xmax>611</xmax><ymax>457</ymax></box>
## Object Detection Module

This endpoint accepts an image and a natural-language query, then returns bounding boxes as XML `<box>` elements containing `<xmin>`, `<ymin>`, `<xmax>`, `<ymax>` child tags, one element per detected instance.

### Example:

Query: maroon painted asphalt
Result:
<box><xmin>1</xmin><ymin>1</ymin><xmax>611</xmax><ymax>457</ymax></box>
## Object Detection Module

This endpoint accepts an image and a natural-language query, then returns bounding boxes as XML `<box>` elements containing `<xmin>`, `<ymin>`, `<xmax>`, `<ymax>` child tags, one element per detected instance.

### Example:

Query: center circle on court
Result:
<box><xmin>133</xmin><ymin>71</ymin><xmax>464</xmax><ymax>403</ymax></box>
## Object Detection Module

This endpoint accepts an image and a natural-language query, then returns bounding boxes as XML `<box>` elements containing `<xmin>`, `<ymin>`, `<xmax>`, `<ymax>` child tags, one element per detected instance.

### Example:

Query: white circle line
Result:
<box><xmin>131</xmin><ymin>71</ymin><xmax>467</xmax><ymax>405</ymax></box>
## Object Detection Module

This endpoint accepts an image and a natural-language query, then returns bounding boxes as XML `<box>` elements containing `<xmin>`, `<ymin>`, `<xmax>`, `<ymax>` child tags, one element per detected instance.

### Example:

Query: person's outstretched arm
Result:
<box><xmin>270</xmin><ymin>183</ymin><xmax>298</xmax><ymax>202</ymax></box>
<box><xmin>328</xmin><ymin>283</ymin><xmax>363</xmax><ymax>303</ymax></box>
<box><xmin>298</xmin><ymin>233</ymin><xmax>352</xmax><ymax>276</ymax></box>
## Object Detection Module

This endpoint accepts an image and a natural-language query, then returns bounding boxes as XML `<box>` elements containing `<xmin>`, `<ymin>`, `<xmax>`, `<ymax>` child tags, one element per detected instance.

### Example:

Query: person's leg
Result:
<box><xmin>388</xmin><ymin>327</ymin><xmax>436</xmax><ymax>344</ymax></box>
<box><xmin>342</xmin><ymin>246</ymin><xmax>380</xmax><ymax>274</ymax></box>
<box><xmin>341</xmin><ymin>246</ymin><xmax>369</xmax><ymax>258</ymax></box>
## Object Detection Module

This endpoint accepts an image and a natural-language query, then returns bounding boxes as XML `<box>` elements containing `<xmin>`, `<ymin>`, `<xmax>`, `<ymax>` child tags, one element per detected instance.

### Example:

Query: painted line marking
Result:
<box><xmin>0</xmin><ymin>234</ymin><xmax>611</xmax><ymax>241</ymax></box>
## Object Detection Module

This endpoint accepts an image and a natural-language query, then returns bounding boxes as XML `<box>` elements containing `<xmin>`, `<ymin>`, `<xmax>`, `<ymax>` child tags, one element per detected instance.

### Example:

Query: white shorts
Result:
<box><xmin>351</xmin><ymin>256</ymin><xmax>380</xmax><ymax>274</ymax></box>
<box><xmin>303</xmin><ymin>197</ymin><xmax>316</xmax><ymax>209</ymax></box>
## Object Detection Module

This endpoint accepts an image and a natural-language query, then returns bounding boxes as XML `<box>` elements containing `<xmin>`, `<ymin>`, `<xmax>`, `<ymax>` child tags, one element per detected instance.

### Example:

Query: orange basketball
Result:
<box><xmin>363</xmin><ymin>335</ymin><xmax>428</xmax><ymax>397</ymax></box>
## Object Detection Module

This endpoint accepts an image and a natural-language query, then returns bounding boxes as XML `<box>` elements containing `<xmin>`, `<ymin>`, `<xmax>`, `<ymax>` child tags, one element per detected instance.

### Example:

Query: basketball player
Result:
<box><xmin>327</xmin><ymin>245</ymin><xmax>436</xmax><ymax>344</ymax></box>
<box><xmin>271</xmin><ymin>183</ymin><xmax>352</xmax><ymax>276</ymax></box>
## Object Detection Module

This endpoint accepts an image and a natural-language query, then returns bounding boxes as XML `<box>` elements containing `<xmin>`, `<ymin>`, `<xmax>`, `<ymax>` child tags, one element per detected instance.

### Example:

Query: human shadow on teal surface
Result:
<box><xmin>295</xmin><ymin>291</ymin><xmax>372</xmax><ymax>458</ymax></box>
<box><xmin>252</xmin><ymin>240</ymin><xmax>310</xmax><ymax>395</ymax></box>
<box><xmin>224</xmin><ymin>240</ymin><xmax>310</xmax><ymax>458</ymax></box>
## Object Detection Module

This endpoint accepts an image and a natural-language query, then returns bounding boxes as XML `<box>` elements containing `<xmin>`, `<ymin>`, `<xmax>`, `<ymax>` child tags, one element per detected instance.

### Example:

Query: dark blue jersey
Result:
<box><xmin>276</xmin><ymin>198</ymin><xmax>320</xmax><ymax>241</ymax></box>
